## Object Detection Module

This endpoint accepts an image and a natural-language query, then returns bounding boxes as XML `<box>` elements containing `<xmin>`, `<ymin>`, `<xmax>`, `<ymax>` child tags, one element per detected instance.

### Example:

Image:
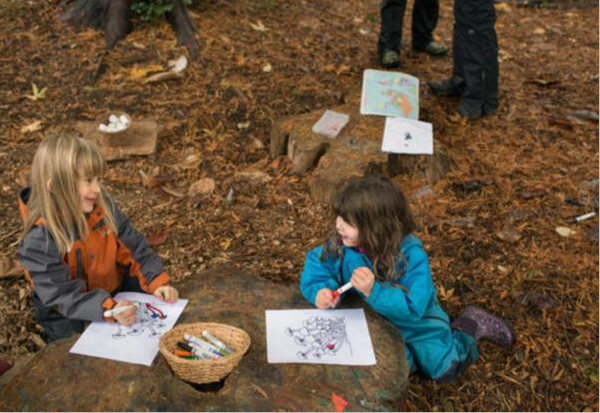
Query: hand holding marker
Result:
<box><xmin>331</xmin><ymin>281</ymin><xmax>353</xmax><ymax>299</ymax></box>
<box><xmin>103</xmin><ymin>303</ymin><xmax>138</xmax><ymax>318</ymax></box>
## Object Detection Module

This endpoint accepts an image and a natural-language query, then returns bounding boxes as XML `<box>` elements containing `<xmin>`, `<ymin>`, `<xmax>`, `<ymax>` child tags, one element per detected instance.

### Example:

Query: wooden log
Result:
<box><xmin>0</xmin><ymin>268</ymin><xmax>409</xmax><ymax>411</ymax></box>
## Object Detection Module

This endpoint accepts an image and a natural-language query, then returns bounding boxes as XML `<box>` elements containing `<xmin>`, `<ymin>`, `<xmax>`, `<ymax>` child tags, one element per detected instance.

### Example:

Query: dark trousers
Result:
<box><xmin>452</xmin><ymin>0</ymin><xmax>499</xmax><ymax>113</ymax></box>
<box><xmin>378</xmin><ymin>0</ymin><xmax>439</xmax><ymax>55</ymax></box>
<box><xmin>34</xmin><ymin>273</ymin><xmax>144</xmax><ymax>343</ymax></box>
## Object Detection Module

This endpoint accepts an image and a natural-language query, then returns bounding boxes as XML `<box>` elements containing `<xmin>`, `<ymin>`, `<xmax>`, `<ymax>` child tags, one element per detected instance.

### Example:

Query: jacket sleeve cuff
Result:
<box><xmin>365</xmin><ymin>282</ymin><xmax>383</xmax><ymax>306</ymax></box>
<box><xmin>102</xmin><ymin>297</ymin><xmax>117</xmax><ymax>322</ymax></box>
<box><xmin>147</xmin><ymin>272</ymin><xmax>171</xmax><ymax>294</ymax></box>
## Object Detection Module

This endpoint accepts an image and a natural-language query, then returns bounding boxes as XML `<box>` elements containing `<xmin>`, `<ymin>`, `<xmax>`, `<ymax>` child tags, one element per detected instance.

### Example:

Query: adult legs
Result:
<box><xmin>411</xmin><ymin>0</ymin><xmax>439</xmax><ymax>51</ymax></box>
<box><xmin>378</xmin><ymin>0</ymin><xmax>408</xmax><ymax>56</ymax></box>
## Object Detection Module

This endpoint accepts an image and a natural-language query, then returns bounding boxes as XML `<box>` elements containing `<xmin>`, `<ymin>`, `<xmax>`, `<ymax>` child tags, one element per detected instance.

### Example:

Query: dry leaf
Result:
<box><xmin>496</xmin><ymin>223</ymin><xmax>522</xmax><ymax>243</ymax></box>
<box><xmin>129</xmin><ymin>64</ymin><xmax>163</xmax><ymax>80</ymax></box>
<box><xmin>555</xmin><ymin>226</ymin><xmax>576</xmax><ymax>237</ymax></box>
<box><xmin>0</xmin><ymin>258</ymin><xmax>23</xmax><ymax>279</ymax></box>
<box><xmin>235</xmin><ymin>171</ymin><xmax>272</xmax><ymax>184</ymax></box>
<box><xmin>20</xmin><ymin>120</ymin><xmax>43</xmax><ymax>134</ymax></box>
<box><xmin>189</xmin><ymin>178</ymin><xmax>216</xmax><ymax>197</ymax></box>
<box><xmin>168</xmin><ymin>55</ymin><xmax>188</xmax><ymax>73</ymax></box>
<box><xmin>249</xmin><ymin>21</ymin><xmax>268</xmax><ymax>32</ymax></box>
<box><xmin>147</xmin><ymin>231</ymin><xmax>170</xmax><ymax>246</ymax></box>
<box><xmin>262</xmin><ymin>63</ymin><xmax>272</xmax><ymax>73</ymax></box>
<box><xmin>145</xmin><ymin>71</ymin><xmax>183</xmax><ymax>84</ymax></box>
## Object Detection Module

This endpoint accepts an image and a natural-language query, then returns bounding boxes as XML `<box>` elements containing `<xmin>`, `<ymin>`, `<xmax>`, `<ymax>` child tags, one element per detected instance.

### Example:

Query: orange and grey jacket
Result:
<box><xmin>17</xmin><ymin>188</ymin><xmax>170</xmax><ymax>322</ymax></box>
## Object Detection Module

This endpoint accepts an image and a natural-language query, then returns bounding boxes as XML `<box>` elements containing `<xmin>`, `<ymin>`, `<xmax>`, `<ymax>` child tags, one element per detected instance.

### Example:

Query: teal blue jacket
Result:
<box><xmin>300</xmin><ymin>234</ymin><xmax>478</xmax><ymax>380</ymax></box>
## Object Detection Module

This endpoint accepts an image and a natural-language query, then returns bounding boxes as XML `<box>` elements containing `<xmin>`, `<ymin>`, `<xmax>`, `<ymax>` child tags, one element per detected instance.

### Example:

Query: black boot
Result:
<box><xmin>429</xmin><ymin>77</ymin><xmax>464</xmax><ymax>97</ymax></box>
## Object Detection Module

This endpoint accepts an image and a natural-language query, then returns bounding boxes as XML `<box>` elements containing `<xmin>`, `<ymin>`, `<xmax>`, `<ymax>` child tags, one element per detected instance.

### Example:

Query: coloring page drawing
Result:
<box><xmin>360</xmin><ymin>69</ymin><xmax>419</xmax><ymax>120</ymax></box>
<box><xmin>69</xmin><ymin>292</ymin><xmax>187</xmax><ymax>366</ymax></box>
<box><xmin>381</xmin><ymin>117</ymin><xmax>433</xmax><ymax>155</ymax></box>
<box><xmin>266</xmin><ymin>309</ymin><xmax>377</xmax><ymax>365</ymax></box>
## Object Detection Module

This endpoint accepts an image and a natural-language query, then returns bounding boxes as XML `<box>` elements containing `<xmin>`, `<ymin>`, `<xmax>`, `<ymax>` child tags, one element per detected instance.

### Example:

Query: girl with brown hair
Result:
<box><xmin>300</xmin><ymin>175</ymin><xmax>513</xmax><ymax>381</ymax></box>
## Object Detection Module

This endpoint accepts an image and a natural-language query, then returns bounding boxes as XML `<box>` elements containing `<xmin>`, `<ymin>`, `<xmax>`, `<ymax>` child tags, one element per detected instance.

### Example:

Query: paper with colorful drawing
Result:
<box><xmin>69</xmin><ymin>292</ymin><xmax>188</xmax><ymax>366</ymax></box>
<box><xmin>265</xmin><ymin>308</ymin><xmax>376</xmax><ymax>365</ymax></box>
<box><xmin>360</xmin><ymin>69</ymin><xmax>419</xmax><ymax>119</ymax></box>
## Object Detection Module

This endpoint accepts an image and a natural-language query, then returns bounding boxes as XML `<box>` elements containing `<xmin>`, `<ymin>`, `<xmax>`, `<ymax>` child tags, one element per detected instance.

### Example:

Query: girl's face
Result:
<box><xmin>336</xmin><ymin>216</ymin><xmax>359</xmax><ymax>247</ymax></box>
<box><xmin>78</xmin><ymin>170</ymin><xmax>101</xmax><ymax>213</ymax></box>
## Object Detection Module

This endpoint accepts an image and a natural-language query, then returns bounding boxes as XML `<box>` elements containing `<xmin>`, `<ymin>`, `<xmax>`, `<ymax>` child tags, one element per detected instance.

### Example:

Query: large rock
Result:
<box><xmin>0</xmin><ymin>268</ymin><xmax>409</xmax><ymax>411</ymax></box>
<box><xmin>270</xmin><ymin>101</ymin><xmax>451</xmax><ymax>203</ymax></box>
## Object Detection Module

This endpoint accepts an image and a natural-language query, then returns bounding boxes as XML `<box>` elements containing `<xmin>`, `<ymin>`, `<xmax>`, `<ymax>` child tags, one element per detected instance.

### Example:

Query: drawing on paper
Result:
<box><xmin>284</xmin><ymin>316</ymin><xmax>352</xmax><ymax>360</ymax></box>
<box><xmin>112</xmin><ymin>302</ymin><xmax>168</xmax><ymax>339</ymax></box>
<box><xmin>360</xmin><ymin>69</ymin><xmax>419</xmax><ymax>120</ymax></box>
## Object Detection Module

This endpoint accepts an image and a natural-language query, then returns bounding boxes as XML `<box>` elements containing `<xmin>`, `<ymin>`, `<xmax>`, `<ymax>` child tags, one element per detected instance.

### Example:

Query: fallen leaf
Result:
<box><xmin>262</xmin><ymin>63</ymin><xmax>272</xmax><ymax>73</ymax></box>
<box><xmin>358</xmin><ymin>28</ymin><xmax>369</xmax><ymax>36</ymax></box>
<box><xmin>129</xmin><ymin>64</ymin><xmax>163</xmax><ymax>80</ymax></box>
<box><xmin>147</xmin><ymin>231</ymin><xmax>169</xmax><ymax>246</ymax></box>
<box><xmin>237</xmin><ymin>121</ymin><xmax>251</xmax><ymax>130</ymax></box>
<box><xmin>331</xmin><ymin>392</ymin><xmax>348</xmax><ymax>412</ymax></box>
<box><xmin>189</xmin><ymin>178</ymin><xmax>216</xmax><ymax>197</ymax></box>
<box><xmin>161</xmin><ymin>186</ymin><xmax>185</xmax><ymax>199</ymax></box>
<box><xmin>249</xmin><ymin>20</ymin><xmax>268</xmax><ymax>32</ymax></box>
<box><xmin>494</xmin><ymin>2</ymin><xmax>512</xmax><ymax>11</ymax></box>
<box><xmin>496</xmin><ymin>223</ymin><xmax>522</xmax><ymax>243</ymax></box>
<box><xmin>25</xmin><ymin>83</ymin><xmax>47</xmax><ymax>101</ymax></box>
<box><xmin>235</xmin><ymin>171</ymin><xmax>272</xmax><ymax>184</ymax></box>
<box><xmin>168</xmin><ymin>55</ymin><xmax>188</xmax><ymax>73</ymax></box>
<box><xmin>533</xmin><ymin>27</ymin><xmax>545</xmax><ymax>35</ymax></box>
<box><xmin>219</xmin><ymin>237</ymin><xmax>232</xmax><ymax>250</ymax></box>
<box><xmin>145</xmin><ymin>71</ymin><xmax>183</xmax><ymax>84</ymax></box>
<box><xmin>0</xmin><ymin>258</ymin><xmax>23</xmax><ymax>279</ymax></box>
<box><xmin>555</xmin><ymin>226</ymin><xmax>576</xmax><ymax>237</ymax></box>
<box><xmin>20</xmin><ymin>120</ymin><xmax>43</xmax><ymax>134</ymax></box>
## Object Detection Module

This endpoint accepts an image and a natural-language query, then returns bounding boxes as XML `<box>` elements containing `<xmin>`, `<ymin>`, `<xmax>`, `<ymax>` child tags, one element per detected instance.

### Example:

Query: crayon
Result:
<box><xmin>201</xmin><ymin>331</ymin><xmax>234</xmax><ymax>354</ymax></box>
<box><xmin>173</xmin><ymin>350</ymin><xmax>192</xmax><ymax>357</ymax></box>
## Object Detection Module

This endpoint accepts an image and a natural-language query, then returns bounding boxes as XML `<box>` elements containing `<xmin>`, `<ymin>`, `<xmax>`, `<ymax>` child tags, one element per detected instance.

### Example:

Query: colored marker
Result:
<box><xmin>331</xmin><ymin>282</ymin><xmax>353</xmax><ymax>299</ymax></box>
<box><xmin>187</xmin><ymin>341</ymin><xmax>220</xmax><ymax>359</ymax></box>
<box><xmin>201</xmin><ymin>331</ymin><xmax>234</xmax><ymax>355</ymax></box>
<box><xmin>185</xmin><ymin>334</ymin><xmax>224</xmax><ymax>357</ymax></box>
<box><xmin>568</xmin><ymin>211</ymin><xmax>596</xmax><ymax>223</ymax></box>
<box><xmin>103</xmin><ymin>304</ymin><xmax>136</xmax><ymax>318</ymax></box>
<box><xmin>173</xmin><ymin>350</ymin><xmax>193</xmax><ymax>357</ymax></box>
<box><xmin>177</xmin><ymin>341</ymin><xmax>213</xmax><ymax>359</ymax></box>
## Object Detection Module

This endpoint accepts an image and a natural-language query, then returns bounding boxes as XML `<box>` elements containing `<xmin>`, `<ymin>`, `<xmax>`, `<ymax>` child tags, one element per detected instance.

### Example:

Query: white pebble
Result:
<box><xmin>108</xmin><ymin>114</ymin><xmax>119</xmax><ymax>124</ymax></box>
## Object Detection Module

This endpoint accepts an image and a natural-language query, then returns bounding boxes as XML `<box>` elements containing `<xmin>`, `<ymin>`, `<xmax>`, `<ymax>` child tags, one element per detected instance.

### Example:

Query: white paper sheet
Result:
<box><xmin>69</xmin><ymin>292</ymin><xmax>188</xmax><ymax>366</ymax></box>
<box><xmin>382</xmin><ymin>116</ymin><xmax>433</xmax><ymax>155</ymax></box>
<box><xmin>266</xmin><ymin>309</ymin><xmax>376</xmax><ymax>365</ymax></box>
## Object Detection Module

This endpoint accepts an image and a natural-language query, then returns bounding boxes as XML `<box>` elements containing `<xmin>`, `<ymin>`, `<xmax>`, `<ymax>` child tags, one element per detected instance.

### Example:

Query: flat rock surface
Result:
<box><xmin>0</xmin><ymin>268</ymin><xmax>408</xmax><ymax>411</ymax></box>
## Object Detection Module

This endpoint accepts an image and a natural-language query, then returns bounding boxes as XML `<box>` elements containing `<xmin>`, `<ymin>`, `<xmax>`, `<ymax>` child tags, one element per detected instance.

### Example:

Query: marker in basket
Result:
<box><xmin>331</xmin><ymin>281</ymin><xmax>353</xmax><ymax>299</ymax></box>
<box><xmin>103</xmin><ymin>304</ymin><xmax>136</xmax><ymax>318</ymax></box>
<box><xmin>177</xmin><ymin>341</ymin><xmax>213</xmax><ymax>360</ymax></box>
<box><xmin>185</xmin><ymin>334</ymin><xmax>224</xmax><ymax>357</ymax></box>
<box><xmin>201</xmin><ymin>330</ymin><xmax>234</xmax><ymax>355</ymax></box>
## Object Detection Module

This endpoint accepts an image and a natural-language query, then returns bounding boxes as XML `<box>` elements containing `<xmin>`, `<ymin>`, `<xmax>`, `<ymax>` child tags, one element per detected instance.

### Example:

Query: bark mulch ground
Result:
<box><xmin>0</xmin><ymin>0</ymin><xmax>598</xmax><ymax>410</ymax></box>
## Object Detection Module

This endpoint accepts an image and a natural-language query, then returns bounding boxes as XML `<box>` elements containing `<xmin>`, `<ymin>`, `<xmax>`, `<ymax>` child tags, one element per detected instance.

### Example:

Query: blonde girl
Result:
<box><xmin>18</xmin><ymin>135</ymin><xmax>178</xmax><ymax>342</ymax></box>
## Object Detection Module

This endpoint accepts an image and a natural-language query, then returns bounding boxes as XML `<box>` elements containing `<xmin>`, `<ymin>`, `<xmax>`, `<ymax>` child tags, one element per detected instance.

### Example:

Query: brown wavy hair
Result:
<box><xmin>322</xmin><ymin>175</ymin><xmax>416</xmax><ymax>282</ymax></box>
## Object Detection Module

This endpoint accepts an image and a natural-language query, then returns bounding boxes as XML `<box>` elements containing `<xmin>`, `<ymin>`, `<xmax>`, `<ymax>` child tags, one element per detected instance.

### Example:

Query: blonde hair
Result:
<box><xmin>20</xmin><ymin>135</ymin><xmax>117</xmax><ymax>255</ymax></box>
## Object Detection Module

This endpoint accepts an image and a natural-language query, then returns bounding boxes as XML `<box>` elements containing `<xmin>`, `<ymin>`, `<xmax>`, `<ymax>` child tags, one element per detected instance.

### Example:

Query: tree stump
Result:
<box><xmin>0</xmin><ymin>268</ymin><xmax>409</xmax><ymax>411</ymax></box>
<box><xmin>270</xmin><ymin>102</ymin><xmax>451</xmax><ymax>203</ymax></box>
<box><xmin>60</xmin><ymin>0</ymin><xmax>200</xmax><ymax>60</ymax></box>
<box><xmin>74</xmin><ymin>115</ymin><xmax>158</xmax><ymax>161</ymax></box>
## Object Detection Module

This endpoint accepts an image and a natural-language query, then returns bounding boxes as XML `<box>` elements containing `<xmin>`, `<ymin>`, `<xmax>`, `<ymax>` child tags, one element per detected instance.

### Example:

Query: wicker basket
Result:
<box><xmin>159</xmin><ymin>322</ymin><xmax>251</xmax><ymax>384</ymax></box>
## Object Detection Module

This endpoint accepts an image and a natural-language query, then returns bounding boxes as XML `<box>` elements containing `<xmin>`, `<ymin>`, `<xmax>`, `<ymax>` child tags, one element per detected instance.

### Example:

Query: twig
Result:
<box><xmin>0</xmin><ymin>228</ymin><xmax>20</xmax><ymax>245</ymax></box>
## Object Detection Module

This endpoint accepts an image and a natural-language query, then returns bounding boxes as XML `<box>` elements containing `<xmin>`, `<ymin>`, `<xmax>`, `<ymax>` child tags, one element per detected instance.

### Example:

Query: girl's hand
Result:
<box><xmin>113</xmin><ymin>300</ymin><xmax>137</xmax><ymax>327</ymax></box>
<box><xmin>154</xmin><ymin>285</ymin><xmax>179</xmax><ymax>303</ymax></box>
<box><xmin>351</xmin><ymin>267</ymin><xmax>375</xmax><ymax>298</ymax></box>
<box><xmin>315</xmin><ymin>288</ymin><xmax>340</xmax><ymax>310</ymax></box>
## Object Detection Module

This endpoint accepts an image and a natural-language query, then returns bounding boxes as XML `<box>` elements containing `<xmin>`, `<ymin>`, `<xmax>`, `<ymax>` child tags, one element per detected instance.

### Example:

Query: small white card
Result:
<box><xmin>382</xmin><ymin>117</ymin><xmax>433</xmax><ymax>155</ymax></box>
<box><xmin>69</xmin><ymin>292</ymin><xmax>188</xmax><ymax>366</ymax></box>
<box><xmin>312</xmin><ymin>110</ymin><xmax>349</xmax><ymax>139</ymax></box>
<box><xmin>266</xmin><ymin>308</ymin><xmax>376</xmax><ymax>365</ymax></box>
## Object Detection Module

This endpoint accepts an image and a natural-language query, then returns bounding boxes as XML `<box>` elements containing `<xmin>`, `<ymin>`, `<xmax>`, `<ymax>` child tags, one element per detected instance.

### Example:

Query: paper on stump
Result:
<box><xmin>312</xmin><ymin>110</ymin><xmax>349</xmax><ymax>139</ymax></box>
<box><xmin>382</xmin><ymin>117</ymin><xmax>433</xmax><ymax>155</ymax></box>
<box><xmin>69</xmin><ymin>292</ymin><xmax>188</xmax><ymax>366</ymax></box>
<box><xmin>360</xmin><ymin>69</ymin><xmax>419</xmax><ymax>120</ymax></box>
<box><xmin>266</xmin><ymin>308</ymin><xmax>376</xmax><ymax>365</ymax></box>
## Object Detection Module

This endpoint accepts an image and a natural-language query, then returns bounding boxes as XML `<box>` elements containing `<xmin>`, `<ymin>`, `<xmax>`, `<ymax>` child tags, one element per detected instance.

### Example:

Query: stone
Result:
<box><xmin>270</xmin><ymin>100</ymin><xmax>451</xmax><ymax>204</ymax></box>
<box><xmin>0</xmin><ymin>268</ymin><xmax>409</xmax><ymax>411</ymax></box>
